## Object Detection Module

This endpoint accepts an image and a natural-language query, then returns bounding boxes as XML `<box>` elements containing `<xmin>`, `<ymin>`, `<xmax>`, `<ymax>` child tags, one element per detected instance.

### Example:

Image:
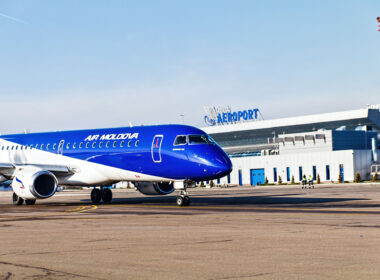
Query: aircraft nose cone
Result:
<box><xmin>208</xmin><ymin>152</ymin><xmax>232</xmax><ymax>177</ymax></box>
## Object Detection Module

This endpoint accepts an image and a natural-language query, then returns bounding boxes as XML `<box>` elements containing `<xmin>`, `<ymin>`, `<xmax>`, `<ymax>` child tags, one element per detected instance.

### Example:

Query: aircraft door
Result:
<box><xmin>151</xmin><ymin>135</ymin><xmax>164</xmax><ymax>163</ymax></box>
<box><xmin>57</xmin><ymin>140</ymin><xmax>65</xmax><ymax>155</ymax></box>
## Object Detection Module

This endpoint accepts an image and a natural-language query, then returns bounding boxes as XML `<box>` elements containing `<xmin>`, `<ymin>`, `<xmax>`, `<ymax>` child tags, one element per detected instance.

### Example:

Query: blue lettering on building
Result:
<box><xmin>205</xmin><ymin>108</ymin><xmax>260</xmax><ymax>126</ymax></box>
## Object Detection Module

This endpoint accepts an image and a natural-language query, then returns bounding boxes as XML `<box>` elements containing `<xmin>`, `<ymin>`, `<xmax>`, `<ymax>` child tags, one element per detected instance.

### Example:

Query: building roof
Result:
<box><xmin>203</xmin><ymin>107</ymin><xmax>380</xmax><ymax>135</ymax></box>
<box><xmin>202</xmin><ymin>106</ymin><xmax>380</xmax><ymax>152</ymax></box>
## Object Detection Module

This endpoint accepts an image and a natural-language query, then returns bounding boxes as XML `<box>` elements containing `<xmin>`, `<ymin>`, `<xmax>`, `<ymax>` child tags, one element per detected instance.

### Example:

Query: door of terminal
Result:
<box><xmin>250</xmin><ymin>169</ymin><xmax>265</xmax><ymax>186</ymax></box>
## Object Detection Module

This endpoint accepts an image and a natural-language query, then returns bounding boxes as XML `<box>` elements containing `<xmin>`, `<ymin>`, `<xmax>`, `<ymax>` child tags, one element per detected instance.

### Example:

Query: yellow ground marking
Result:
<box><xmin>0</xmin><ymin>205</ymin><xmax>99</xmax><ymax>222</ymax></box>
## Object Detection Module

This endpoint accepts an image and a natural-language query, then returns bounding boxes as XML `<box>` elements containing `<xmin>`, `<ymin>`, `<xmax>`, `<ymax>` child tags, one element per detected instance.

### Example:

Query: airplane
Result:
<box><xmin>0</xmin><ymin>124</ymin><xmax>232</xmax><ymax>207</ymax></box>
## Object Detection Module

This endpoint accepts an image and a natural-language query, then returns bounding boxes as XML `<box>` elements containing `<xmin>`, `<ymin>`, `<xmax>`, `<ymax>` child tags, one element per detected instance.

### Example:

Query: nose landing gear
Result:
<box><xmin>176</xmin><ymin>182</ymin><xmax>192</xmax><ymax>206</ymax></box>
<box><xmin>176</xmin><ymin>193</ymin><xmax>190</xmax><ymax>206</ymax></box>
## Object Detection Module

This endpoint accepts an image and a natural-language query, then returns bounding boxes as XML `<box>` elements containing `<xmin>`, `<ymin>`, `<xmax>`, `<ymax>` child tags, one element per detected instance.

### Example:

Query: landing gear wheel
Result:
<box><xmin>184</xmin><ymin>196</ymin><xmax>191</xmax><ymax>206</ymax></box>
<box><xmin>12</xmin><ymin>193</ymin><xmax>24</xmax><ymax>206</ymax></box>
<box><xmin>91</xmin><ymin>188</ymin><xmax>101</xmax><ymax>204</ymax></box>
<box><xmin>25</xmin><ymin>200</ymin><xmax>36</xmax><ymax>205</ymax></box>
<box><xmin>101</xmin><ymin>188</ymin><xmax>112</xmax><ymax>203</ymax></box>
<box><xmin>176</xmin><ymin>196</ymin><xmax>190</xmax><ymax>207</ymax></box>
<box><xmin>176</xmin><ymin>196</ymin><xmax>185</xmax><ymax>206</ymax></box>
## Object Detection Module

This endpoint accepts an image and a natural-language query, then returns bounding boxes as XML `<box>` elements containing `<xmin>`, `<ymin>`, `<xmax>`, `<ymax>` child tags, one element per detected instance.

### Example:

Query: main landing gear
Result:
<box><xmin>12</xmin><ymin>193</ymin><xmax>36</xmax><ymax>206</ymax></box>
<box><xmin>91</xmin><ymin>187</ymin><xmax>112</xmax><ymax>204</ymax></box>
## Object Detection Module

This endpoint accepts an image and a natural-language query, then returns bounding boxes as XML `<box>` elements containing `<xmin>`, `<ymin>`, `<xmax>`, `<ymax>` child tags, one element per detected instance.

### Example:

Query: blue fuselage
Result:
<box><xmin>0</xmin><ymin>125</ymin><xmax>232</xmax><ymax>182</ymax></box>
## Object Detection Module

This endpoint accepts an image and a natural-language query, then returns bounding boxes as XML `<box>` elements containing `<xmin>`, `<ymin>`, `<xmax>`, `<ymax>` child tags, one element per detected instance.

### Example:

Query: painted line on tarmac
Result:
<box><xmin>0</xmin><ymin>205</ymin><xmax>99</xmax><ymax>222</ymax></box>
<box><xmin>109</xmin><ymin>204</ymin><xmax>380</xmax><ymax>215</ymax></box>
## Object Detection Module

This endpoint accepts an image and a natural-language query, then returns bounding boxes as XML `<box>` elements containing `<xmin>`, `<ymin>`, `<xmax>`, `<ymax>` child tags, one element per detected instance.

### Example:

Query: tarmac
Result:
<box><xmin>1</xmin><ymin>183</ymin><xmax>380</xmax><ymax>279</ymax></box>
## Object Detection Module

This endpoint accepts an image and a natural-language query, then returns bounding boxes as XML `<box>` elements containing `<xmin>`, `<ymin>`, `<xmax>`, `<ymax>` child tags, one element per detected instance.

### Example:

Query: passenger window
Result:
<box><xmin>135</xmin><ymin>140</ymin><xmax>139</xmax><ymax>147</ymax></box>
<box><xmin>73</xmin><ymin>142</ymin><xmax>76</xmax><ymax>149</ymax></box>
<box><xmin>79</xmin><ymin>142</ymin><xmax>83</xmax><ymax>149</ymax></box>
<box><xmin>128</xmin><ymin>140</ymin><xmax>131</xmax><ymax>147</ymax></box>
<box><xmin>1</xmin><ymin>146</ymin><xmax>3</xmax><ymax>150</ymax></box>
<box><xmin>120</xmin><ymin>141</ymin><xmax>124</xmax><ymax>147</ymax></box>
<box><xmin>86</xmin><ymin>142</ymin><xmax>90</xmax><ymax>149</ymax></box>
<box><xmin>66</xmin><ymin>143</ymin><xmax>70</xmax><ymax>149</ymax></box>
<box><xmin>106</xmin><ymin>141</ymin><xmax>110</xmax><ymax>148</ymax></box>
<box><xmin>6</xmin><ymin>146</ymin><xmax>9</xmax><ymax>150</ymax></box>
<box><xmin>52</xmin><ymin>143</ymin><xmax>57</xmax><ymax>150</ymax></box>
<box><xmin>46</xmin><ymin>144</ymin><xmax>50</xmax><ymax>150</ymax></box>
<box><xmin>113</xmin><ymin>141</ymin><xmax>117</xmax><ymax>148</ymax></box>
<box><xmin>40</xmin><ymin>144</ymin><xmax>44</xmax><ymax>150</ymax></box>
<box><xmin>35</xmin><ymin>144</ymin><xmax>38</xmax><ymax>149</ymax></box>
<box><xmin>92</xmin><ymin>142</ymin><xmax>96</xmax><ymax>148</ymax></box>
<box><xmin>99</xmin><ymin>142</ymin><xmax>103</xmax><ymax>148</ymax></box>
<box><xmin>174</xmin><ymin>135</ymin><xmax>187</xmax><ymax>146</ymax></box>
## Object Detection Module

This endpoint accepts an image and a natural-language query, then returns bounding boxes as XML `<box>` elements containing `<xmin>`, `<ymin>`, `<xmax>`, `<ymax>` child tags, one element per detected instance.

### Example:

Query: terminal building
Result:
<box><xmin>202</xmin><ymin>105</ymin><xmax>380</xmax><ymax>186</ymax></box>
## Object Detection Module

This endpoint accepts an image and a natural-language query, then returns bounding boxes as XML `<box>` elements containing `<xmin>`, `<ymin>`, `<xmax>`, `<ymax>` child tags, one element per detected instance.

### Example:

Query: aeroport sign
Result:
<box><xmin>204</xmin><ymin>106</ymin><xmax>262</xmax><ymax>126</ymax></box>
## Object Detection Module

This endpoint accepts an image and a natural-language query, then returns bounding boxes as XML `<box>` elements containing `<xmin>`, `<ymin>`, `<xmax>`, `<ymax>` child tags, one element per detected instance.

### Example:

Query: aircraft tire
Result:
<box><xmin>101</xmin><ymin>188</ymin><xmax>112</xmax><ymax>203</ymax></box>
<box><xmin>184</xmin><ymin>196</ymin><xmax>191</xmax><ymax>206</ymax></box>
<box><xmin>25</xmin><ymin>200</ymin><xmax>36</xmax><ymax>205</ymax></box>
<box><xmin>176</xmin><ymin>196</ymin><xmax>185</xmax><ymax>206</ymax></box>
<box><xmin>91</xmin><ymin>188</ymin><xmax>101</xmax><ymax>204</ymax></box>
<box><xmin>12</xmin><ymin>193</ymin><xmax>24</xmax><ymax>206</ymax></box>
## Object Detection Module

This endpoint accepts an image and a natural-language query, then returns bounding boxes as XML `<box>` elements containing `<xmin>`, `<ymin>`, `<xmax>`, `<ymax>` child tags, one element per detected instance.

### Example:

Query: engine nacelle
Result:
<box><xmin>12</xmin><ymin>167</ymin><xmax>58</xmax><ymax>200</ymax></box>
<box><xmin>134</xmin><ymin>182</ymin><xmax>175</xmax><ymax>195</ymax></box>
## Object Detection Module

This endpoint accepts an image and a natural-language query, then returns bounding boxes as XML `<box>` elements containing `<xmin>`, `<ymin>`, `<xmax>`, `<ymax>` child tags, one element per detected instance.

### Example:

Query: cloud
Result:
<box><xmin>0</xmin><ymin>12</ymin><xmax>28</xmax><ymax>24</ymax></box>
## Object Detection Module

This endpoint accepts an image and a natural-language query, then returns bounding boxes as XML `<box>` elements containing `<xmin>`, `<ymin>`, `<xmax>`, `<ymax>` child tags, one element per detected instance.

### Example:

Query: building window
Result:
<box><xmin>299</xmin><ymin>166</ymin><xmax>303</xmax><ymax>181</ymax></box>
<box><xmin>312</xmin><ymin>166</ymin><xmax>317</xmax><ymax>181</ymax></box>
<box><xmin>286</xmin><ymin>167</ymin><xmax>290</xmax><ymax>182</ymax></box>
<box><xmin>339</xmin><ymin>164</ymin><xmax>344</xmax><ymax>181</ymax></box>
<box><xmin>326</xmin><ymin>165</ymin><xmax>330</xmax><ymax>181</ymax></box>
<box><xmin>273</xmin><ymin>168</ymin><xmax>278</xmax><ymax>182</ymax></box>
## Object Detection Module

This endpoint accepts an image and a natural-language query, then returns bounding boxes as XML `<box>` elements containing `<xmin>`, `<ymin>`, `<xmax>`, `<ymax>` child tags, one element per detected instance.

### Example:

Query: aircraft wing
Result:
<box><xmin>0</xmin><ymin>163</ymin><xmax>74</xmax><ymax>178</ymax></box>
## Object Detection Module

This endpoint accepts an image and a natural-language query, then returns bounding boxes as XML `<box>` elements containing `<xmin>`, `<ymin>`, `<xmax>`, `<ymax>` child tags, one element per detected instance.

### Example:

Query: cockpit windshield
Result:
<box><xmin>173</xmin><ymin>135</ymin><xmax>187</xmax><ymax>146</ymax></box>
<box><xmin>188</xmin><ymin>135</ymin><xmax>214</xmax><ymax>145</ymax></box>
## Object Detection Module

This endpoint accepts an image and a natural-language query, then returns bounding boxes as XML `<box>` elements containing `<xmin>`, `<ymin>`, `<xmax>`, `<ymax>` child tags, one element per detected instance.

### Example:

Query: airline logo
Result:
<box><xmin>14</xmin><ymin>177</ymin><xmax>25</xmax><ymax>190</ymax></box>
<box><xmin>84</xmin><ymin>133</ymin><xmax>139</xmax><ymax>141</ymax></box>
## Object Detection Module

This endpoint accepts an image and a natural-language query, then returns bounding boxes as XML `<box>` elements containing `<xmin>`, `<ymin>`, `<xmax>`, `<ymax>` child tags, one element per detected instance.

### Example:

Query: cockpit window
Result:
<box><xmin>188</xmin><ymin>135</ymin><xmax>214</xmax><ymax>145</ymax></box>
<box><xmin>174</xmin><ymin>135</ymin><xmax>187</xmax><ymax>146</ymax></box>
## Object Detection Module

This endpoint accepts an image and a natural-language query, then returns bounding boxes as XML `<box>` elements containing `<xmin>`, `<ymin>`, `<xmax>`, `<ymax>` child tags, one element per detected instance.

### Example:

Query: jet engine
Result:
<box><xmin>134</xmin><ymin>182</ymin><xmax>175</xmax><ymax>195</ymax></box>
<box><xmin>12</xmin><ymin>167</ymin><xmax>58</xmax><ymax>200</ymax></box>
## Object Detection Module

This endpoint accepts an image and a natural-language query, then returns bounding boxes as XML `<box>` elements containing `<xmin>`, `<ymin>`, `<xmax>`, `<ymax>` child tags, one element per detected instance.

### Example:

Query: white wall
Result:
<box><xmin>219</xmin><ymin>150</ymin><xmax>355</xmax><ymax>185</ymax></box>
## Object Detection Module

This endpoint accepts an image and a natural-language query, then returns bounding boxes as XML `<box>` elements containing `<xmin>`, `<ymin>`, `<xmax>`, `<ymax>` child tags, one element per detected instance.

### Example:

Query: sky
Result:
<box><xmin>0</xmin><ymin>0</ymin><xmax>379</xmax><ymax>134</ymax></box>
